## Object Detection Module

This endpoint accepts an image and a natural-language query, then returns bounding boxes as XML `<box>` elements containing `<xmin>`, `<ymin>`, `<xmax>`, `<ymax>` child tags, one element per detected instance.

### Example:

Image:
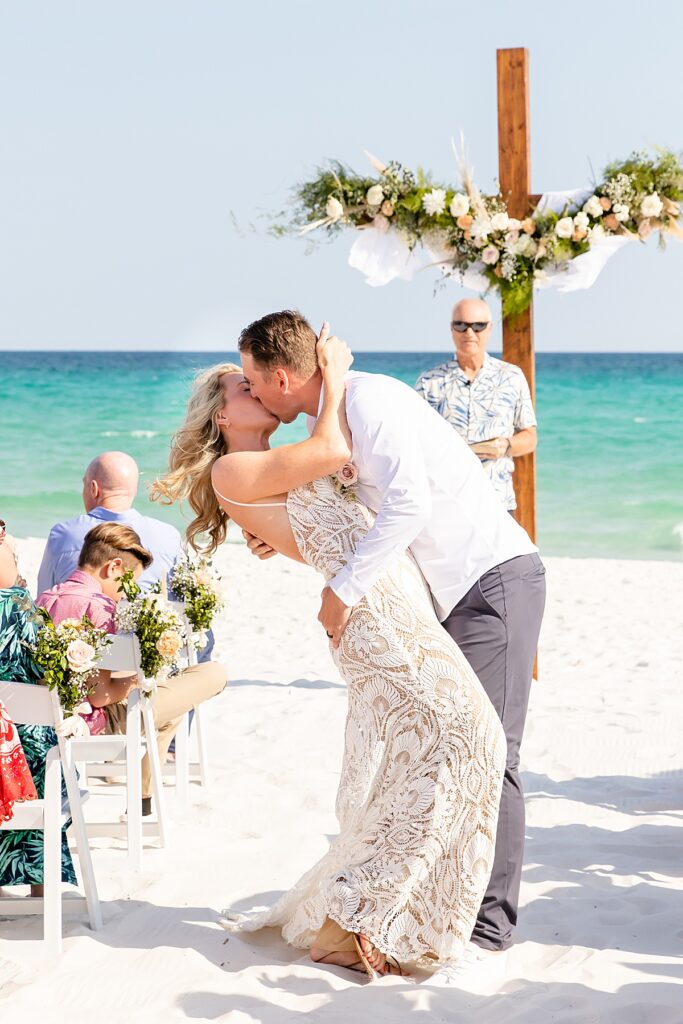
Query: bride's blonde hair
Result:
<box><xmin>150</xmin><ymin>362</ymin><xmax>242</xmax><ymax>554</ymax></box>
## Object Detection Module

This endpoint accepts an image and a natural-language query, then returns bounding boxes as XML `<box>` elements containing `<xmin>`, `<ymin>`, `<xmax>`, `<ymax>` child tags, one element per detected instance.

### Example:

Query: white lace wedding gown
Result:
<box><xmin>226</xmin><ymin>477</ymin><xmax>506</xmax><ymax>963</ymax></box>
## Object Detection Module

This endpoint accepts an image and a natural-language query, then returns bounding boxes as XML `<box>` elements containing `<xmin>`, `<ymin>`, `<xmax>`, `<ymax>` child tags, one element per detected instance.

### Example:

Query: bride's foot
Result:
<box><xmin>310</xmin><ymin>945</ymin><xmax>366</xmax><ymax>973</ymax></box>
<box><xmin>311</xmin><ymin>933</ymin><xmax>403</xmax><ymax>979</ymax></box>
<box><xmin>310</xmin><ymin>918</ymin><xmax>405</xmax><ymax>981</ymax></box>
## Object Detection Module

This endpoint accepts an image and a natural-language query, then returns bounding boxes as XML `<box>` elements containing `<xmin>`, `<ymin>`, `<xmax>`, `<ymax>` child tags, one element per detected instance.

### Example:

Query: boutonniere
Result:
<box><xmin>332</xmin><ymin>461</ymin><xmax>359</xmax><ymax>498</ymax></box>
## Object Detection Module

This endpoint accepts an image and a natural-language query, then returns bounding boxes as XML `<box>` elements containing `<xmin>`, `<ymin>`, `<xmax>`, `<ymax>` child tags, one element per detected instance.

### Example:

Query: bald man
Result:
<box><xmin>37</xmin><ymin>451</ymin><xmax>183</xmax><ymax>594</ymax></box>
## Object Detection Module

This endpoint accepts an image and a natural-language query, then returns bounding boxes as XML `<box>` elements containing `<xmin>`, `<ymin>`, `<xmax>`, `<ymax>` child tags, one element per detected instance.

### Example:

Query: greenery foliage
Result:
<box><xmin>278</xmin><ymin>150</ymin><xmax>683</xmax><ymax>317</ymax></box>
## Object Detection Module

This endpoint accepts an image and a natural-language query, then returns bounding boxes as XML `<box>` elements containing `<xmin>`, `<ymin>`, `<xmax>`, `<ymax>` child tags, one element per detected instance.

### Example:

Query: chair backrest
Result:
<box><xmin>0</xmin><ymin>680</ymin><xmax>58</xmax><ymax>727</ymax></box>
<box><xmin>98</xmin><ymin>633</ymin><xmax>142</xmax><ymax>674</ymax></box>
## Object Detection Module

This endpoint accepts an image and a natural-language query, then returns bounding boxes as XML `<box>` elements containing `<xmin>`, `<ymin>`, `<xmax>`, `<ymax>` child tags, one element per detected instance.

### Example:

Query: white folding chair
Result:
<box><xmin>163</xmin><ymin>604</ymin><xmax>211</xmax><ymax>810</ymax></box>
<box><xmin>70</xmin><ymin>634</ymin><xmax>168</xmax><ymax>871</ymax></box>
<box><xmin>0</xmin><ymin>680</ymin><xmax>102</xmax><ymax>958</ymax></box>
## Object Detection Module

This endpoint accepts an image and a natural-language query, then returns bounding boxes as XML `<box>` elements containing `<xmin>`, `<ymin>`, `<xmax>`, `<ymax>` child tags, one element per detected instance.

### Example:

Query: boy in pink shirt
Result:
<box><xmin>38</xmin><ymin>523</ymin><xmax>226</xmax><ymax>812</ymax></box>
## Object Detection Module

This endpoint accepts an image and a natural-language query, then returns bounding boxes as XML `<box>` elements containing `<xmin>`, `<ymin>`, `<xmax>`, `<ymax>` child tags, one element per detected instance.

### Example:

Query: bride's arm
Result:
<box><xmin>211</xmin><ymin>332</ymin><xmax>353</xmax><ymax>503</ymax></box>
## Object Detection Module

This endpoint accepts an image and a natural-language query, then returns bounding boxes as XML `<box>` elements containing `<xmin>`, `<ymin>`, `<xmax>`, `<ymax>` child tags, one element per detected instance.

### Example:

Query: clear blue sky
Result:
<box><xmin>1</xmin><ymin>0</ymin><xmax>683</xmax><ymax>353</ymax></box>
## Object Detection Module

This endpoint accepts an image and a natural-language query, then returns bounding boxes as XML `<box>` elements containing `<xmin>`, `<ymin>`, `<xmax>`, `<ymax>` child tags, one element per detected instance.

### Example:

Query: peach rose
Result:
<box><xmin>335</xmin><ymin>462</ymin><xmax>359</xmax><ymax>486</ymax></box>
<box><xmin>521</xmin><ymin>218</ymin><xmax>536</xmax><ymax>234</ymax></box>
<box><xmin>456</xmin><ymin>214</ymin><xmax>473</xmax><ymax>230</ymax></box>
<box><xmin>380</xmin><ymin>200</ymin><xmax>394</xmax><ymax>217</ymax></box>
<box><xmin>66</xmin><ymin>639</ymin><xmax>96</xmax><ymax>674</ymax></box>
<box><xmin>599</xmin><ymin>196</ymin><xmax>612</xmax><ymax>211</ymax></box>
<box><xmin>603</xmin><ymin>214</ymin><xmax>619</xmax><ymax>232</ymax></box>
<box><xmin>195</xmin><ymin>568</ymin><xmax>212</xmax><ymax>587</ymax></box>
<box><xmin>156</xmin><ymin>629</ymin><xmax>182</xmax><ymax>660</ymax></box>
<box><xmin>572</xmin><ymin>228</ymin><xmax>588</xmax><ymax>241</ymax></box>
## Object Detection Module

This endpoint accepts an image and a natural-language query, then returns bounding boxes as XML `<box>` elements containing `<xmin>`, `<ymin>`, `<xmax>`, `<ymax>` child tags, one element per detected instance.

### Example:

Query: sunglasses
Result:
<box><xmin>451</xmin><ymin>321</ymin><xmax>491</xmax><ymax>333</ymax></box>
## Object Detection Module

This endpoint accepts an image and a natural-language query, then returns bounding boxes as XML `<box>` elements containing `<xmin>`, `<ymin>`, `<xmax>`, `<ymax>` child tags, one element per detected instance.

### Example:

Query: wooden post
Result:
<box><xmin>497</xmin><ymin>47</ymin><xmax>537</xmax><ymax>543</ymax></box>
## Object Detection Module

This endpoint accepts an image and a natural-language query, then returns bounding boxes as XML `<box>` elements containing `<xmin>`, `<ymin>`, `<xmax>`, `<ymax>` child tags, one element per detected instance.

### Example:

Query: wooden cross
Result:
<box><xmin>497</xmin><ymin>47</ymin><xmax>540</xmax><ymax>542</ymax></box>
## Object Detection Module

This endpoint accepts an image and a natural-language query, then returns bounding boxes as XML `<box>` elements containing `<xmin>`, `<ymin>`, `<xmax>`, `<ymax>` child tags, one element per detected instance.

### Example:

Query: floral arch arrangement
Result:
<box><xmin>276</xmin><ymin>150</ymin><xmax>683</xmax><ymax>317</ymax></box>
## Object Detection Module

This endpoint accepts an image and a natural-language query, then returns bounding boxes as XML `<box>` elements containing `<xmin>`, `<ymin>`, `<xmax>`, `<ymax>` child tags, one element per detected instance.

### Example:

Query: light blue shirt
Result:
<box><xmin>415</xmin><ymin>354</ymin><xmax>537</xmax><ymax>511</ymax></box>
<box><xmin>37</xmin><ymin>506</ymin><xmax>183</xmax><ymax>595</ymax></box>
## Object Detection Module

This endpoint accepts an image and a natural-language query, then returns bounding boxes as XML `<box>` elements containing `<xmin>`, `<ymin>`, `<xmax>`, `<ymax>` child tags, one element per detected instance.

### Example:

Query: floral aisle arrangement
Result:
<box><xmin>169</xmin><ymin>555</ymin><xmax>224</xmax><ymax>651</ymax></box>
<box><xmin>27</xmin><ymin>610</ymin><xmax>112</xmax><ymax>723</ymax></box>
<box><xmin>115</xmin><ymin>572</ymin><xmax>186</xmax><ymax>693</ymax></box>
<box><xmin>279</xmin><ymin>149</ymin><xmax>683</xmax><ymax>316</ymax></box>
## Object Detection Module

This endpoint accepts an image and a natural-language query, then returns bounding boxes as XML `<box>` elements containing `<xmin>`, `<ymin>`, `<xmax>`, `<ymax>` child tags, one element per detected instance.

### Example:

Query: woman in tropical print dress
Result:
<box><xmin>0</xmin><ymin>522</ymin><xmax>76</xmax><ymax>891</ymax></box>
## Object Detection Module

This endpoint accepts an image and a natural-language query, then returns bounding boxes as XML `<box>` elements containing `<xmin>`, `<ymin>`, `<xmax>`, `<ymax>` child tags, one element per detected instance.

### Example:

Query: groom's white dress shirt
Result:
<box><xmin>313</xmin><ymin>371</ymin><xmax>537</xmax><ymax>621</ymax></box>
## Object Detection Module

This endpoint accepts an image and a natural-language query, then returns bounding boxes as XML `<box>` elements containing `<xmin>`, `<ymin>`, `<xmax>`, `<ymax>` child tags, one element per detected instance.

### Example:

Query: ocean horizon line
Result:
<box><xmin>3</xmin><ymin>348</ymin><xmax>683</xmax><ymax>356</ymax></box>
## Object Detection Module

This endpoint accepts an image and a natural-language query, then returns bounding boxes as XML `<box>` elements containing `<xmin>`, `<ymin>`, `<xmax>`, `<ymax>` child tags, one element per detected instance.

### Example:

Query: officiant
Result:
<box><xmin>415</xmin><ymin>298</ymin><xmax>538</xmax><ymax>512</ymax></box>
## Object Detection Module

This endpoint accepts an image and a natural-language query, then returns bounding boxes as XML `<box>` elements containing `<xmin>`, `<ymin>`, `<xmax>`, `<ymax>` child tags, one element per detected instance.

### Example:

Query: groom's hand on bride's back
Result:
<box><xmin>242</xmin><ymin>529</ymin><xmax>278</xmax><ymax>560</ymax></box>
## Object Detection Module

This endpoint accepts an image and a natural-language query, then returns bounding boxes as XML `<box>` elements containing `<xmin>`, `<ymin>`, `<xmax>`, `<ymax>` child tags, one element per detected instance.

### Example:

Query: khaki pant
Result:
<box><xmin>105</xmin><ymin>660</ymin><xmax>227</xmax><ymax>798</ymax></box>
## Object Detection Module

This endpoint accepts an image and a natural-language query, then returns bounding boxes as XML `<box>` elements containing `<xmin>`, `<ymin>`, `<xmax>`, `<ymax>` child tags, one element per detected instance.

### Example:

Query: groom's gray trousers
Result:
<box><xmin>442</xmin><ymin>551</ymin><xmax>546</xmax><ymax>951</ymax></box>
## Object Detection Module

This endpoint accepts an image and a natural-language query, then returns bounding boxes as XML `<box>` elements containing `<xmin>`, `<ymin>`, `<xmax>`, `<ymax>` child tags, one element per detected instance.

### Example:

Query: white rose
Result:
<box><xmin>555</xmin><ymin>216</ymin><xmax>574</xmax><ymax>239</ymax></box>
<box><xmin>573</xmin><ymin>211</ymin><xmax>590</xmax><ymax>233</ymax></box>
<box><xmin>589</xmin><ymin>224</ymin><xmax>605</xmax><ymax>243</ymax></box>
<box><xmin>583</xmin><ymin>195</ymin><xmax>603</xmax><ymax>218</ymax></box>
<box><xmin>640</xmin><ymin>192</ymin><xmax>663</xmax><ymax>218</ymax></box>
<box><xmin>490</xmin><ymin>211</ymin><xmax>510</xmax><ymax>232</ymax></box>
<box><xmin>470</xmin><ymin>216</ymin><xmax>492</xmax><ymax>240</ymax></box>
<box><xmin>325</xmin><ymin>196</ymin><xmax>344</xmax><ymax>220</ymax></box>
<box><xmin>449</xmin><ymin>193</ymin><xmax>470</xmax><ymax>218</ymax></box>
<box><xmin>66</xmin><ymin>639</ymin><xmax>96</xmax><ymax>675</ymax></box>
<box><xmin>366</xmin><ymin>184</ymin><xmax>384</xmax><ymax>207</ymax></box>
<box><xmin>507</xmin><ymin>217</ymin><xmax>521</xmax><ymax>230</ymax></box>
<box><xmin>613</xmin><ymin>202</ymin><xmax>630</xmax><ymax>223</ymax></box>
<box><xmin>422</xmin><ymin>188</ymin><xmax>447</xmax><ymax>216</ymax></box>
<box><xmin>481</xmin><ymin>244</ymin><xmax>500</xmax><ymax>265</ymax></box>
<box><xmin>512</xmin><ymin>234</ymin><xmax>537</xmax><ymax>257</ymax></box>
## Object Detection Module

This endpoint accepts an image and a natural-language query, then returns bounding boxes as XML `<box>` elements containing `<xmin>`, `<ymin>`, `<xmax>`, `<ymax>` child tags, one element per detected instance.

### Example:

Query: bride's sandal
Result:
<box><xmin>354</xmin><ymin>933</ymin><xmax>406</xmax><ymax>980</ymax></box>
<box><xmin>311</xmin><ymin>919</ymin><xmax>400</xmax><ymax>982</ymax></box>
<box><xmin>352</xmin><ymin>933</ymin><xmax>383</xmax><ymax>981</ymax></box>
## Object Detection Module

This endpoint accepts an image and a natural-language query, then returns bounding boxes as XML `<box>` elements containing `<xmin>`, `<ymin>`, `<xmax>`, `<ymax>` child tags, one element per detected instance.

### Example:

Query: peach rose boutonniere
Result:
<box><xmin>332</xmin><ymin>462</ymin><xmax>359</xmax><ymax>499</ymax></box>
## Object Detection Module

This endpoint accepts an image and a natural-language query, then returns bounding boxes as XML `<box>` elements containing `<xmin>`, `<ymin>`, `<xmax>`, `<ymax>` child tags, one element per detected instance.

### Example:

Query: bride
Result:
<box><xmin>152</xmin><ymin>330</ymin><xmax>505</xmax><ymax>980</ymax></box>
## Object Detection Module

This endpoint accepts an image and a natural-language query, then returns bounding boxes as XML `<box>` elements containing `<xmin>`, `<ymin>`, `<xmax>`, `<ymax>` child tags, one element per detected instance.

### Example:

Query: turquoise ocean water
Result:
<box><xmin>2</xmin><ymin>351</ymin><xmax>681</xmax><ymax>561</ymax></box>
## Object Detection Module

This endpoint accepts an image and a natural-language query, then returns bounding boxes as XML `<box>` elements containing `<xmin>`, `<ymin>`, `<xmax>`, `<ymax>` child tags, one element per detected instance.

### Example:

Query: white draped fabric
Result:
<box><xmin>347</xmin><ymin>187</ymin><xmax>633</xmax><ymax>295</ymax></box>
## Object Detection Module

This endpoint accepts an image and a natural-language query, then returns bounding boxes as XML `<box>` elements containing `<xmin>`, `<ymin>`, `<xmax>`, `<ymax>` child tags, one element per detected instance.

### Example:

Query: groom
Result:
<box><xmin>238</xmin><ymin>309</ymin><xmax>546</xmax><ymax>985</ymax></box>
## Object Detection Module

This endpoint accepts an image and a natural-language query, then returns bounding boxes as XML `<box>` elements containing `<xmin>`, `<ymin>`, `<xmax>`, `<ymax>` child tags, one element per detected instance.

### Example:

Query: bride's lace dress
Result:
<box><xmin>227</xmin><ymin>477</ymin><xmax>506</xmax><ymax>963</ymax></box>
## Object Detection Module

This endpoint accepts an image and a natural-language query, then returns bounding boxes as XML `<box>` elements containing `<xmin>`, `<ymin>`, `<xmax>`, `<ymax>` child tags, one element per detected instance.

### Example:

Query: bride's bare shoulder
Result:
<box><xmin>212</xmin><ymin>452</ymin><xmax>252</xmax><ymax>489</ymax></box>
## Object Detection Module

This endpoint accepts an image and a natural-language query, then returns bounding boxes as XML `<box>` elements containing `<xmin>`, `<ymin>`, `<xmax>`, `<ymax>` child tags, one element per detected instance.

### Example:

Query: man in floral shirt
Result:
<box><xmin>415</xmin><ymin>298</ymin><xmax>537</xmax><ymax>512</ymax></box>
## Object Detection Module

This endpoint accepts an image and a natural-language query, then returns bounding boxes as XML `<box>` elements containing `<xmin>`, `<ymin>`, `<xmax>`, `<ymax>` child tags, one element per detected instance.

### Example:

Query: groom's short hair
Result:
<box><xmin>238</xmin><ymin>310</ymin><xmax>318</xmax><ymax>378</ymax></box>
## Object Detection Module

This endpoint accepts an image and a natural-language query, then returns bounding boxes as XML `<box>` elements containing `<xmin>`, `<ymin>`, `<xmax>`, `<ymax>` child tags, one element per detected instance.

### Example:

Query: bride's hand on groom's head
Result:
<box><xmin>242</xmin><ymin>529</ymin><xmax>278</xmax><ymax>560</ymax></box>
<box><xmin>316</xmin><ymin>323</ymin><xmax>353</xmax><ymax>380</ymax></box>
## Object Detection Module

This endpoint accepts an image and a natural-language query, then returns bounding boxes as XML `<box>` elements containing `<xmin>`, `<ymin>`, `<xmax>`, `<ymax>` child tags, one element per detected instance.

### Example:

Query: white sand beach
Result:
<box><xmin>1</xmin><ymin>536</ymin><xmax>682</xmax><ymax>1023</ymax></box>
